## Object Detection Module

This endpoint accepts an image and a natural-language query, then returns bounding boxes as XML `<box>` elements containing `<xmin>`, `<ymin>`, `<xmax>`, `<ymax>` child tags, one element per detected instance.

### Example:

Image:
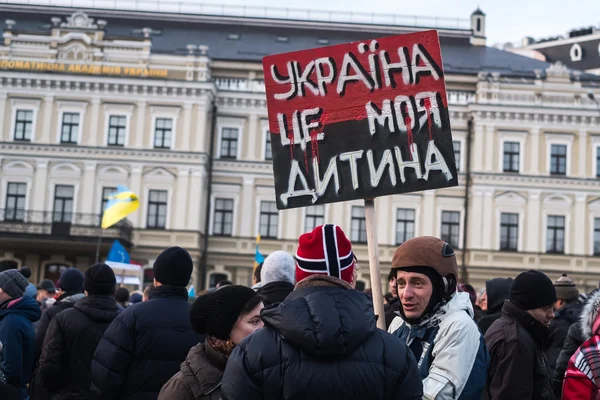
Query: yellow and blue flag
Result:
<box><xmin>101</xmin><ymin>185</ymin><xmax>139</xmax><ymax>229</ymax></box>
<box><xmin>254</xmin><ymin>235</ymin><xmax>265</xmax><ymax>272</ymax></box>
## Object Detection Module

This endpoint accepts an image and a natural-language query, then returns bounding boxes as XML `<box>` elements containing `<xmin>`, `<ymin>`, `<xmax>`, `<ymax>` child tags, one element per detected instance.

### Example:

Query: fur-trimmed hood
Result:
<box><xmin>580</xmin><ymin>289</ymin><xmax>600</xmax><ymax>339</ymax></box>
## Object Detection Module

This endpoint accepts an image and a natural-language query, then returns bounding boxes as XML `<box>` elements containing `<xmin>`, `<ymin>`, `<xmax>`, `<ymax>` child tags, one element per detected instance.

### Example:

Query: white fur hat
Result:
<box><xmin>261</xmin><ymin>251</ymin><xmax>295</xmax><ymax>285</ymax></box>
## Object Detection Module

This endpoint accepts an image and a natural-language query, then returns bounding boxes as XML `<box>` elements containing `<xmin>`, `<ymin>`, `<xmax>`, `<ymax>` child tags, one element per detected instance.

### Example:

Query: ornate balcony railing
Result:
<box><xmin>0</xmin><ymin>209</ymin><xmax>133</xmax><ymax>244</ymax></box>
<box><xmin>214</xmin><ymin>77</ymin><xmax>265</xmax><ymax>93</ymax></box>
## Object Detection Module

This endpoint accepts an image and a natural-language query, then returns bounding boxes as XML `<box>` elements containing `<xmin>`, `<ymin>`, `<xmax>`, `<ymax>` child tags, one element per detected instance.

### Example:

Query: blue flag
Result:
<box><xmin>107</xmin><ymin>240</ymin><xmax>130</xmax><ymax>264</ymax></box>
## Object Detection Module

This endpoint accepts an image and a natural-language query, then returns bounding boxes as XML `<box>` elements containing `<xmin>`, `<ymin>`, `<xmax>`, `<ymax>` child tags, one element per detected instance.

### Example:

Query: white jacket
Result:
<box><xmin>388</xmin><ymin>292</ymin><xmax>482</xmax><ymax>400</ymax></box>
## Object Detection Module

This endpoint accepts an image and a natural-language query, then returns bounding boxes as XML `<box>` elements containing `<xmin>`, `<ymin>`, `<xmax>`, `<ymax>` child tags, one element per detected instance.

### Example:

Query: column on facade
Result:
<box><xmin>239</xmin><ymin>178</ymin><xmax>255</xmax><ymax>237</ymax></box>
<box><xmin>528</xmin><ymin>128</ymin><xmax>540</xmax><ymax>175</ymax></box>
<box><xmin>87</xmin><ymin>98</ymin><xmax>101</xmax><ymax>147</ymax></box>
<box><xmin>181</xmin><ymin>103</ymin><xmax>193</xmax><ymax>150</ymax></box>
<box><xmin>79</xmin><ymin>162</ymin><xmax>97</xmax><ymax>215</ymax></box>
<box><xmin>421</xmin><ymin>190</ymin><xmax>436</xmax><ymax>236</ymax></box>
<box><xmin>134</xmin><ymin>101</ymin><xmax>147</xmax><ymax>148</ymax></box>
<box><xmin>129</xmin><ymin>166</ymin><xmax>143</xmax><ymax>227</ymax></box>
<box><xmin>174</xmin><ymin>168</ymin><xmax>190</xmax><ymax>230</ymax></box>
<box><xmin>472</xmin><ymin>124</ymin><xmax>486</xmax><ymax>172</ymax></box>
<box><xmin>40</xmin><ymin>95</ymin><xmax>53</xmax><ymax>144</ymax></box>
<box><xmin>246</xmin><ymin>114</ymin><xmax>258</xmax><ymax>160</ymax></box>
<box><xmin>193</xmin><ymin>101</ymin><xmax>209</xmax><ymax>153</ymax></box>
<box><xmin>469</xmin><ymin>190</ymin><xmax>484</xmax><ymax>249</ymax></box>
<box><xmin>481</xmin><ymin>191</ymin><xmax>494</xmax><ymax>249</ymax></box>
<box><xmin>484</xmin><ymin>126</ymin><xmax>495</xmax><ymax>172</ymax></box>
<box><xmin>525</xmin><ymin>191</ymin><xmax>541</xmax><ymax>252</ymax></box>
<box><xmin>573</xmin><ymin>194</ymin><xmax>587</xmax><ymax>255</ymax></box>
<box><xmin>33</xmin><ymin>161</ymin><xmax>49</xmax><ymax>211</ymax></box>
<box><xmin>376</xmin><ymin>196</ymin><xmax>391</xmax><ymax>245</ymax></box>
<box><xmin>0</xmin><ymin>93</ymin><xmax>7</xmax><ymax>141</ymax></box>
<box><xmin>578</xmin><ymin>130</ymin><xmax>588</xmax><ymax>178</ymax></box>
<box><xmin>188</xmin><ymin>169</ymin><xmax>204</xmax><ymax>232</ymax></box>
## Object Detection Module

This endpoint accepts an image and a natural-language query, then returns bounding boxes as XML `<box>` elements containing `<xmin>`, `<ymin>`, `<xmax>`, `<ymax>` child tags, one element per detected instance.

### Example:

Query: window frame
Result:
<box><xmin>52</xmin><ymin>184</ymin><xmax>75</xmax><ymax>223</ymax></box>
<box><xmin>498</xmin><ymin>133</ymin><xmax>526</xmax><ymax>174</ymax></box>
<box><xmin>13</xmin><ymin>109</ymin><xmax>35</xmax><ymax>141</ymax></box>
<box><xmin>499</xmin><ymin>212</ymin><xmax>519</xmax><ymax>251</ymax></box>
<box><xmin>440</xmin><ymin>210</ymin><xmax>461</xmax><ymax>249</ymax></box>
<box><xmin>106</xmin><ymin>115</ymin><xmax>128</xmax><ymax>147</ymax></box>
<box><xmin>304</xmin><ymin>204</ymin><xmax>325</xmax><ymax>233</ymax></box>
<box><xmin>395</xmin><ymin>208</ymin><xmax>416</xmax><ymax>245</ymax></box>
<box><xmin>59</xmin><ymin>111</ymin><xmax>81</xmax><ymax>144</ymax></box>
<box><xmin>545</xmin><ymin>214</ymin><xmax>566</xmax><ymax>254</ymax></box>
<box><xmin>100</xmin><ymin>186</ymin><xmax>117</xmax><ymax>217</ymax></box>
<box><xmin>218</xmin><ymin>126</ymin><xmax>241</xmax><ymax>159</ymax></box>
<box><xmin>452</xmin><ymin>140</ymin><xmax>462</xmax><ymax>173</ymax></box>
<box><xmin>258</xmin><ymin>201</ymin><xmax>279</xmax><ymax>239</ymax></box>
<box><xmin>594</xmin><ymin>217</ymin><xmax>600</xmax><ymax>256</ymax></box>
<box><xmin>212</xmin><ymin>197</ymin><xmax>235</xmax><ymax>237</ymax></box>
<box><xmin>502</xmin><ymin>141</ymin><xmax>521</xmax><ymax>173</ymax></box>
<box><xmin>146</xmin><ymin>189</ymin><xmax>169</xmax><ymax>229</ymax></box>
<box><xmin>549</xmin><ymin>144</ymin><xmax>568</xmax><ymax>176</ymax></box>
<box><xmin>351</xmin><ymin>205</ymin><xmax>367</xmax><ymax>244</ymax></box>
<box><xmin>545</xmin><ymin>134</ymin><xmax>573</xmax><ymax>177</ymax></box>
<box><xmin>152</xmin><ymin>117</ymin><xmax>174</xmax><ymax>149</ymax></box>
<box><xmin>4</xmin><ymin>182</ymin><xmax>27</xmax><ymax>222</ymax></box>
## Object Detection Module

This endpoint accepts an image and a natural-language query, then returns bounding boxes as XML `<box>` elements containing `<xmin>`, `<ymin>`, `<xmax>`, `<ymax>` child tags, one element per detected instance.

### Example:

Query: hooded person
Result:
<box><xmin>34</xmin><ymin>268</ymin><xmax>85</xmax><ymax>363</ymax></box>
<box><xmin>0</xmin><ymin>269</ymin><xmax>42</xmax><ymax>400</ymax></box>
<box><xmin>256</xmin><ymin>250</ymin><xmax>295</xmax><ymax>306</ymax></box>
<box><xmin>384</xmin><ymin>268</ymin><xmax>401</xmax><ymax>329</ymax></box>
<box><xmin>19</xmin><ymin>267</ymin><xmax>37</xmax><ymax>298</ymax></box>
<box><xmin>387</xmin><ymin>236</ymin><xmax>488</xmax><ymax>400</ymax></box>
<box><xmin>477</xmin><ymin>277</ymin><xmax>514</xmax><ymax>335</ymax></box>
<box><xmin>221</xmin><ymin>224</ymin><xmax>423</xmax><ymax>400</ymax></box>
<box><xmin>562</xmin><ymin>289</ymin><xmax>600</xmax><ymax>399</ymax></box>
<box><xmin>35</xmin><ymin>263</ymin><xmax>121</xmax><ymax>400</ymax></box>
<box><xmin>458</xmin><ymin>283</ymin><xmax>483</xmax><ymax>322</ymax></box>
<box><xmin>159</xmin><ymin>286</ymin><xmax>264</xmax><ymax>400</ymax></box>
<box><xmin>91</xmin><ymin>246</ymin><xmax>201</xmax><ymax>400</ymax></box>
<box><xmin>484</xmin><ymin>270</ymin><xmax>557</xmax><ymax>400</ymax></box>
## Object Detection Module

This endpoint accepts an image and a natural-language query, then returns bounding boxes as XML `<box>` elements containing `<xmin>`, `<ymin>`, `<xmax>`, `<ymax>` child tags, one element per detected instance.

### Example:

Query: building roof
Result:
<box><xmin>471</xmin><ymin>8</ymin><xmax>486</xmax><ymax>16</ymax></box>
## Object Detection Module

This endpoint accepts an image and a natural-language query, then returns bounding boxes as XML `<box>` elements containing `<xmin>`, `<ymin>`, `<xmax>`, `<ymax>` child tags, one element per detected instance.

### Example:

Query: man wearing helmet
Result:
<box><xmin>388</xmin><ymin>236</ymin><xmax>488</xmax><ymax>400</ymax></box>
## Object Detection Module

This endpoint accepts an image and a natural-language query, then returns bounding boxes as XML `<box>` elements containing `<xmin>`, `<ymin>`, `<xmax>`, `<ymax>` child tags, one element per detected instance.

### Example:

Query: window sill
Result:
<box><xmin>545</xmin><ymin>251</ymin><xmax>565</xmax><ymax>255</ymax></box>
<box><xmin>153</xmin><ymin>147</ymin><xmax>172</xmax><ymax>150</ymax></box>
<box><xmin>212</xmin><ymin>233</ymin><xmax>233</xmax><ymax>237</ymax></box>
<box><xmin>13</xmin><ymin>139</ymin><xmax>31</xmax><ymax>142</ymax></box>
<box><xmin>145</xmin><ymin>226</ymin><xmax>166</xmax><ymax>230</ymax></box>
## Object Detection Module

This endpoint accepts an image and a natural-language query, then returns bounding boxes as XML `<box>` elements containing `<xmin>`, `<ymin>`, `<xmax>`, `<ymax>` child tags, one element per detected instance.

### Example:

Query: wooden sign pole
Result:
<box><xmin>364</xmin><ymin>198</ymin><xmax>386</xmax><ymax>331</ymax></box>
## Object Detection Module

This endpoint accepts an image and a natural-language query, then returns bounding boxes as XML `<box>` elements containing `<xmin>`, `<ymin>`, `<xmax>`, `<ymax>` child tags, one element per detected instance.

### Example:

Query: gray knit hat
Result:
<box><xmin>0</xmin><ymin>269</ymin><xmax>29</xmax><ymax>298</ymax></box>
<box><xmin>554</xmin><ymin>274</ymin><xmax>579</xmax><ymax>301</ymax></box>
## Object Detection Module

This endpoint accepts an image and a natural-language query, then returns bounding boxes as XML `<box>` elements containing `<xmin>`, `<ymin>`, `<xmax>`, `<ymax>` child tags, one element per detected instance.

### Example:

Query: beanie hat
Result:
<box><xmin>84</xmin><ymin>263</ymin><xmax>116</xmax><ymax>296</ymax></box>
<box><xmin>57</xmin><ymin>268</ymin><xmax>85</xmax><ymax>293</ymax></box>
<box><xmin>391</xmin><ymin>236</ymin><xmax>458</xmax><ymax>282</ymax></box>
<box><xmin>0</xmin><ymin>269</ymin><xmax>29</xmax><ymax>298</ymax></box>
<box><xmin>130</xmin><ymin>293</ymin><xmax>143</xmax><ymax>304</ymax></box>
<box><xmin>37</xmin><ymin>279</ymin><xmax>56</xmax><ymax>293</ymax></box>
<box><xmin>153</xmin><ymin>246</ymin><xmax>193</xmax><ymax>287</ymax></box>
<box><xmin>295</xmin><ymin>224</ymin><xmax>355</xmax><ymax>284</ymax></box>
<box><xmin>510</xmin><ymin>270</ymin><xmax>557</xmax><ymax>310</ymax></box>
<box><xmin>115</xmin><ymin>287</ymin><xmax>130</xmax><ymax>303</ymax></box>
<box><xmin>261</xmin><ymin>251</ymin><xmax>295</xmax><ymax>285</ymax></box>
<box><xmin>554</xmin><ymin>274</ymin><xmax>579</xmax><ymax>301</ymax></box>
<box><xmin>189</xmin><ymin>285</ymin><xmax>259</xmax><ymax>340</ymax></box>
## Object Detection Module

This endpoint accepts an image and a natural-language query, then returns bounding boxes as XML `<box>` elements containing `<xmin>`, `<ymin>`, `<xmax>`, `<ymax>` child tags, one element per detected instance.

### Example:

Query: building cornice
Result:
<box><xmin>472</xmin><ymin>172</ymin><xmax>600</xmax><ymax>191</ymax></box>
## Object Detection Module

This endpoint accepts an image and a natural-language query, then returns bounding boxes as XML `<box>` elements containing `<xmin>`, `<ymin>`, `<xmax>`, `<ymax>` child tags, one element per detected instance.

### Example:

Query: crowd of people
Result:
<box><xmin>0</xmin><ymin>224</ymin><xmax>599</xmax><ymax>399</ymax></box>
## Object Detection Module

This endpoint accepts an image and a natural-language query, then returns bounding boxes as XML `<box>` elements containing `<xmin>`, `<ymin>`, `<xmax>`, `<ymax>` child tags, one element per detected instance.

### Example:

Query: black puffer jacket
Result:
<box><xmin>36</xmin><ymin>295</ymin><xmax>120</xmax><ymax>400</ymax></box>
<box><xmin>90</xmin><ymin>286</ymin><xmax>200</xmax><ymax>400</ymax></box>
<box><xmin>477</xmin><ymin>278</ymin><xmax>513</xmax><ymax>335</ymax></box>
<box><xmin>221</xmin><ymin>276</ymin><xmax>423</xmax><ymax>400</ymax></box>
<box><xmin>256</xmin><ymin>281</ymin><xmax>294</xmax><ymax>306</ymax></box>
<box><xmin>544</xmin><ymin>301</ymin><xmax>582</xmax><ymax>376</ymax></box>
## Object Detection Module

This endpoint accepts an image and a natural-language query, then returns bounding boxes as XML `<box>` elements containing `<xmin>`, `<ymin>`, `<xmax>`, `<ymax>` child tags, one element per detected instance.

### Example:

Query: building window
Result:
<box><xmin>596</xmin><ymin>147</ymin><xmax>600</xmax><ymax>178</ymax></box>
<box><xmin>500</xmin><ymin>212</ymin><xmax>519</xmax><ymax>251</ymax></box>
<box><xmin>259</xmin><ymin>201</ymin><xmax>278</xmax><ymax>238</ymax></box>
<box><xmin>101</xmin><ymin>186</ymin><xmax>117</xmax><ymax>216</ymax></box>
<box><xmin>107</xmin><ymin>115</ymin><xmax>127</xmax><ymax>146</ymax></box>
<box><xmin>396</xmin><ymin>208</ymin><xmax>415</xmax><ymax>245</ymax></box>
<box><xmin>44</xmin><ymin>264</ymin><xmax>70</xmax><ymax>283</ymax></box>
<box><xmin>154</xmin><ymin>118</ymin><xmax>173</xmax><ymax>149</ymax></box>
<box><xmin>4</xmin><ymin>182</ymin><xmax>27</xmax><ymax>222</ymax></box>
<box><xmin>453</xmin><ymin>141</ymin><xmax>461</xmax><ymax>172</ymax></box>
<box><xmin>594</xmin><ymin>218</ymin><xmax>600</xmax><ymax>256</ymax></box>
<box><xmin>220</xmin><ymin>128</ymin><xmax>239</xmax><ymax>159</ymax></box>
<box><xmin>209</xmin><ymin>273</ymin><xmax>228</xmax><ymax>289</ymax></box>
<box><xmin>53</xmin><ymin>185</ymin><xmax>74</xmax><ymax>223</ymax></box>
<box><xmin>550</xmin><ymin>144</ymin><xmax>567</xmax><ymax>175</ymax></box>
<box><xmin>304</xmin><ymin>205</ymin><xmax>324</xmax><ymax>232</ymax></box>
<box><xmin>60</xmin><ymin>112</ymin><xmax>80</xmax><ymax>144</ymax></box>
<box><xmin>503</xmin><ymin>141</ymin><xmax>520</xmax><ymax>173</ymax></box>
<box><xmin>147</xmin><ymin>190</ymin><xmax>168</xmax><ymax>229</ymax></box>
<box><xmin>213</xmin><ymin>198</ymin><xmax>234</xmax><ymax>236</ymax></box>
<box><xmin>14</xmin><ymin>109</ymin><xmax>34</xmax><ymax>141</ymax></box>
<box><xmin>265</xmin><ymin>131</ymin><xmax>272</xmax><ymax>160</ymax></box>
<box><xmin>351</xmin><ymin>206</ymin><xmax>367</xmax><ymax>244</ymax></box>
<box><xmin>441</xmin><ymin>211</ymin><xmax>460</xmax><ymax>248</ymax></box>
<box><xmin>546</xmin><ymin>215</ymin><xmax>565</xmax><ymax>254</ymax></box>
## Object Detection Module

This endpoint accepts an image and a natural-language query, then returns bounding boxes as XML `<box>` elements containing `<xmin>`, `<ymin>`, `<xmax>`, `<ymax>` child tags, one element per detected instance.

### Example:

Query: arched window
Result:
<box><xmin>0</xmin><ymin>260</ymin><xmax>19</xmax><ymax>272</ymax></box>
<box><xmin>44</xmin><ymin>264</ymin><xmax>71</xmax><ymax>283</ymax></box>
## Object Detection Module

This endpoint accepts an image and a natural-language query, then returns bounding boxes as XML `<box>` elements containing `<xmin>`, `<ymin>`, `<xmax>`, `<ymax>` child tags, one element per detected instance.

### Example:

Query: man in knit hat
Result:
<box><xmin>387</xmin><ymin>236</ymin><xmax>488</xmax><ymax>400</ymax></box>
<box><xmin>256</xmin><ymin>250</ymin><xmax>295</xmax><ymax>306</ymax></box>
<box><xmin>0</xmin><ymin>269</ymin><xmax>41</xmax><ymax>399</ymax></box>
<box><xmin>484</xmin><ymin>270</ymin><xmax>557</xmax><ymax>400</ymax></box>
<box><xmin>91</xmin><ymin>246</ymin><xmax>200</xmax><ymax>400</ymax></box>
<box><xmin>222</xmin><ymin>224</ymin><xmax>423</xmax><ymax>400</ymax></box>
<box><xmin>545</xmin><ymin>273</ymin><xmax>582</xmax><ymax>378</ymax></box>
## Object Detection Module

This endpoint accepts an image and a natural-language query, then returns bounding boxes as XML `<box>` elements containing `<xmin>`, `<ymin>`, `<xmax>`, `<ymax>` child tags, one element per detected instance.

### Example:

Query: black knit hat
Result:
<box><xmin>84</xmin><ymin>264</ymin><xmax>116</xmax><ymax>296</ymax></box>
<box><xmin>189</xmin><ymin>285</ymin><xmax>260</xmax><ymax>340</ymax></box>
<box><xmin>153</xmin><ymin>247</ymin><xmax>193</xmax><ymax>287</ymax></box>
<box><xmin>58</xmin><ymin>268</ymin><xmax>85</xmax><ymax>293</ymax></box>
<box><xmin>510</xmin><ymin>270</ymin><xmax>557</xmax><ymax>311</ymax></box>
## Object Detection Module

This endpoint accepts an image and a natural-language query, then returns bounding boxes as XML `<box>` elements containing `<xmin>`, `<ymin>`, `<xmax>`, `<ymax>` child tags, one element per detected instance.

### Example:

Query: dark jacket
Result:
<box><xmin>545</xmin><ymin>301</ymin><xmax>582</xmax><ymax>377</ymax></box>
<box><xmin>552</xmin><ymin>315</ymin><xmax>586</xmax><ymax>397</ymax></box>
<box><xmin>484</xmin><ymin>300</ymin><xmax>555</xmax><ymax>400</ymax></box>
<box><xmin>221</xmin><ymin>277</ymin><xmax>423</xmax><ymax>400</ymax></box>
<box><xmin>256</xmin><ymin>281</ymin><xmax>294</xmax><ymax>306</ymax></box>
<box><xmin>34</xmin><ymin>293</ymin><xmax>85</xmax><ymax>362</ymax></box>
<box><xmin>0</xmin><ymin>296</ymin><xmax>42</xmax><ymax>400</ymax></box>
<box><xmin>158</xmin><ymin>342</ymin><xmax>226</xmax><ymax>400</ymax></box>
<box><xmin>385</xmin><ymin>297</ymin><xmax>401</xmax><ymax>329</ymax></box>
<box><xmin>36</xmin><ymin>295</ymin><xmax>120</xmax><ymax>400</ymax></box>
<box><xmin>90</xmin><ymin>285</ymin><xmax>200</xmax><ymax>400</ymax></box>
<box><xmin>477</xmin><ymin>278</ymin><xmax>513</xmax><ymax>335</ymax></box>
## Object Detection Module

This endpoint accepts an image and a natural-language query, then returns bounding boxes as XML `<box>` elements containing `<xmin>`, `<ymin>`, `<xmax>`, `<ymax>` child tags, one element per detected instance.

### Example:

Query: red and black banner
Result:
<box><xmin>263</xmin><ymin>30</ymin><xmax>458</xmax><ymax>210</ymax></box>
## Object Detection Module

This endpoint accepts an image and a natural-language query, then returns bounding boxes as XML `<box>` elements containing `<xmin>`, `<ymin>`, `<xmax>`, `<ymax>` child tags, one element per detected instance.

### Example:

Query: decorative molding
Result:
<box><xmin>60</xmin><ymin>11</ymin><xmax>100</xmax><ymax>29</ymax></box>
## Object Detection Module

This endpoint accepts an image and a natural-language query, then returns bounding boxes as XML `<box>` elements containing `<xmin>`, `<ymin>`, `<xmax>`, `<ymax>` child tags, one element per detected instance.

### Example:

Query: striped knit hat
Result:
<box><xmin>295</xmin><ymin>224</ymin><xmax>355</xmax><ymax>284</ymax></box>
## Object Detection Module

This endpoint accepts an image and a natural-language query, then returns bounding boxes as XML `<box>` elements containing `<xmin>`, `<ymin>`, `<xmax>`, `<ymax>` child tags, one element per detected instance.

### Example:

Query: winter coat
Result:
<box><xmin>256</xmin><ymin>281</ymin><xmax>294</xmax><ymax>306</ymax></box>
<box><xmin>552</xmin><ymin>319</ymin><xmax>585</xmax><ymax>397</ymax></box>
<box><xmin>477</xmin><ymin>278</ymin><xmax>513</xmax><ymax>335</ymax></box>
<box><xmin>90</xmin><ymin>285</ymin><xmax>200</xmax><ymax>400</ymax></box>
<box><xmin>34</xmin><ymin>292</ymin><xmax>85</xmax><ymax>362</ymax></box>
<box><xmin>389</xmin><ymin>292</ymin><xmax>489</xmax><ymax>400</ymax></box>
<box><xmin>545</xmin><ymin>301</ymin><xmax>582</xmax><ymax>376</ymax></box>
<box><xmin>484</xmin><ymin>300</ymin><xmax>555</xmax><ymax>400</ymax></box>
<box><xmin>158</xmin><ymin>342</ymin><xmax>226</xmax><ymax>400</ymax></box>
<box><xmin>35</xmin><ymin>295</ymin><xmax>120</xmax><ymax>400</ymax></box>
<box><xmin>562</xmin><ymin>289</ymin><xmax>600</xmax><ymax>400</ymax></box>
<box><xmin>221</xmin><ymin>275</ymin><xmax>423</xmax><ymax>400</ymax></box>
<box><xmin>385</xmin><ymin>297</ymin><xmax>401</xmax><ymax>329</ymax></box>
<box><xmin>0</xmin><ymin>296</ymin><xmax>42</xmax><ymax>400</ymax></box>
